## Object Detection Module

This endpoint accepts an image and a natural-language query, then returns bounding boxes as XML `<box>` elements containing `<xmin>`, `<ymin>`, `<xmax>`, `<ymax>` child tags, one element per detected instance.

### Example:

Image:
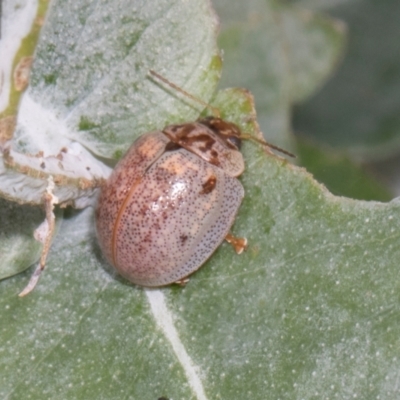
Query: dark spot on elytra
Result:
<box><xmin>139</xmin><ymin>203</ymin><xmax>151</xmax><ymax>217</ymax></box>
<box><xmin>207</xmin><ymin>149</ymin><xmax>221</xmax><ymax>167</ymax></box>
<box><xmin>200</xmin><ymin>175</ymin><xmax>217</xmax><ymax>195</ymax></box>
<box><xmin>40</xmin><ymin>162</ymin><xmax>46</xmax><ymax>169</ymax></box>
<box><xmin>180</xmin><ymin>235</ymin><xmax>188</xmax><ymax>244</ymax></box>
<box><xmin>208</xmin><ymin>153</ymin><xmax>221</xmax><ymax>167</ymax></box>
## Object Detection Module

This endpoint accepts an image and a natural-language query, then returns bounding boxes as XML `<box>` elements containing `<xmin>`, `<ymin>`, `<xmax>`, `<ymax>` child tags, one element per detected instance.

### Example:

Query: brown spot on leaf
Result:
<box><xmin>0</xmin><ymin>116</ymin><xmax>16</xmax><ymax>145</ymax></box>
<box><xmin>14</xmin><ymin>56</ymin><xmax>33</xmax><ymax>91</ymax></box>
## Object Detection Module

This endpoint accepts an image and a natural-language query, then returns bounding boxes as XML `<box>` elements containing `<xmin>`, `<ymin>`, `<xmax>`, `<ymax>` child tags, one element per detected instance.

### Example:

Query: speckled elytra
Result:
<box><xmin>95</xmin><ymin>70</ymin><xmax>294</xmax><ymax>287</ymax></box>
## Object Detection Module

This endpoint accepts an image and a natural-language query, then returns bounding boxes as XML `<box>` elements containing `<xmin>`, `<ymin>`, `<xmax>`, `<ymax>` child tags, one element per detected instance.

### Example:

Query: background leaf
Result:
<box><xmin>213</xmin><ymin>0</ymin><xmax>346</xmax><ymax>151</ymax></box>
<box><xmin>293</xmin><ymin>0</ymin><xmax>400</xmax><ymax>160</ymax></box>
<box><xmin>297</xmin><ymin>138</ymin><xmax>392</xmax><ymax>201</ymax></box>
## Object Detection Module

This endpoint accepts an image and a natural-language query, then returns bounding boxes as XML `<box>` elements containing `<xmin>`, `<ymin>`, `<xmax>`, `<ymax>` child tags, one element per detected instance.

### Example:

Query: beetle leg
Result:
<box><xmin>175</xmin><ymin>277</ymin><xmax>190</xmax><ymax>287</ymax></box>
<box><xmin>19</xmin><ymin>190</ymin><xmax>57</xmax><ymax>297</ymax></box>
<box><xmin>225</xmin><ymin>233</ymin><xmax>247</xmax><ymax>255</ymax></box>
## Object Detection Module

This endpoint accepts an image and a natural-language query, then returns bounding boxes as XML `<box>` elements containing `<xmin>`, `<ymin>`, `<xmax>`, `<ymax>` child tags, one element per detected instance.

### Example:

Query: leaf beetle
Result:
<box><xmin>95</xmin><ymin>70</ymin><xmax>294</xmax><ymax>287</ymax></box>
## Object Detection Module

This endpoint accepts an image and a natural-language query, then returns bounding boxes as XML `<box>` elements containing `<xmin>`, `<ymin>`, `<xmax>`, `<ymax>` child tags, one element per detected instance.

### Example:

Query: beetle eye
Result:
<box><xmin>226</xmin><ymin>135</ymin><xmax>241</xmax><ymax>150</ymax></box>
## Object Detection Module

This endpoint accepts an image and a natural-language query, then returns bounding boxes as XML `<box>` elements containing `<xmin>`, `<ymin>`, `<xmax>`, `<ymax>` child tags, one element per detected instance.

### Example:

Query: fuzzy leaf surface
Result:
<box><xmin>1</xmin><ymin>90</ymin><xmax>400</xmax><ymax>399</ymax></box>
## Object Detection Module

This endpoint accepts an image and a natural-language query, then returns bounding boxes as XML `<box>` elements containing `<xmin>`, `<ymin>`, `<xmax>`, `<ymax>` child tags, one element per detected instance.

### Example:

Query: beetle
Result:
<box><xmin>95</xmin><ymin>70</ymin><xmax>294</xmax><ymax>287</ymax></box>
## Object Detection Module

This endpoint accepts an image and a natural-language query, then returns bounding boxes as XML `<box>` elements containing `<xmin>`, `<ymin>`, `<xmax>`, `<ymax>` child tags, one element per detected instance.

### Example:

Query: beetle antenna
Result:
<box><xmin>241</xmin><ymin>134</ymin><xmax>296</xmax><ymax>158</ymax></box>
<box><xmin>149</xmin><ymin>70</ymin><xmax>221</xmax><ymax>118</ymax></box>
<box><xmin>149</xmin><ymin>70</ymin><xmax>295</xmax><ymax>158</ymax></box>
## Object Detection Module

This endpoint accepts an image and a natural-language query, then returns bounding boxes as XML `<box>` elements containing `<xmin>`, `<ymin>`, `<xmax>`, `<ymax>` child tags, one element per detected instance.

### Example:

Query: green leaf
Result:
<box><xmin>297</xmin><ymin>137</ymin><xmax>392</xmax><ymax>201</ymax></box>
<box><xmin>15</xmin><ymin>0</ymin><xmax>221</xmax><ymax>159</ymax></box>
<box><xmin>286</xmin><ymin>0</ymin><xmax>356</xmax><ymax>11</ymax></box>
<box><xmin>1</xmin><ymin>1</ymin><xmax>220</xmax><ymax>273</ymax></box>
<box><xmin>214</xmin><ymin>0</ymin><xmax>346</xmax><ymax>149</ymax></box>
<box><xmin>0</xmin><ymin>199</ymin><xmax>43</xmax><ymax>280</ymax></box>
<box><xmin>294</xmin><ymin>0</ymin><xmax>400</xmax><ymax>160</ymax></box>
<box><xmin>2</xmin><ymin>88</ymin><xmax>400</xmax><ymax>399</ymax></box>
<box><xmin>1</xmin><ymin>0</ymin><xmax>221</xmax><ymax>206</ymax></box>
<box><xmin>2</xmin><ymin>1</ymin><xmax>400</xmax><ymax>398</ymax></box>
<box><xmin>0</xmin><ymin>0</ymin><xmax>49</xmax><ymax>118</ymax></box>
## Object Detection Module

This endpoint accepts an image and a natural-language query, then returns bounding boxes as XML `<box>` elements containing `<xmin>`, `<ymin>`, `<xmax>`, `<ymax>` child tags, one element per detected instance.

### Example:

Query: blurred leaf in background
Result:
<box><xmin>293</xmin><ymin>0</ymin><xmax>400</xmax><ymax>159</ymax></box>
<box><xmin>292</xmin><ymin>0</ymin><xmax>400</xmax><ymax>196</ymax></box>
<box><xmin>297</xmin><ymin>138</ymin><xmax>392</xmax><ymax>201</ymax></box>
<box><xmin>215</xmin><ymin>0</ymin><xmax>395</xmax><ymax>201</ymax></box>
<box><xmin>213</xmin><ymin>0</ymin><xmax>346</xmax><ymax>150</ymax></box>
